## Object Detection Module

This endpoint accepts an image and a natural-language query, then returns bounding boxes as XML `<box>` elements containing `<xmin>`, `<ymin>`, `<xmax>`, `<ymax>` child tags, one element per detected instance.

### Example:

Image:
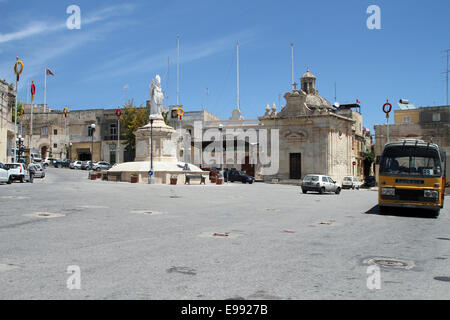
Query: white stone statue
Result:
<box><xmin>149</xmin><ymin>74</ymin><xmax>164</xmax><ymax>118</ymax></box>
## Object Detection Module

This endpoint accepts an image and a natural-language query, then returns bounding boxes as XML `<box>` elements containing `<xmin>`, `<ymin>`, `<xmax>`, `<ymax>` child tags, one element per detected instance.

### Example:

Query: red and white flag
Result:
<box><xmin>356</xmin><ymin>99</ymin><xmax>361</xmax><ymax>104</ymax></box>
<box><xmin>46</xmin><ymin>68</ymin><xmax>55</xmax><ymax>76</ymax></box>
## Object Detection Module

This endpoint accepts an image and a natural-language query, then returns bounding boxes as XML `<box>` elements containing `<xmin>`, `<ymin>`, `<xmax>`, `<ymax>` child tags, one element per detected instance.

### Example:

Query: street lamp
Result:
<box><xmin>69</xmin><ymin>142</ymin><xmax>73</xmax><ymax>160</ymax></box>
<box><xmin>148</xmin><ymin>116</ymin><xmax>155</xmax><ymax>184</ymax></box>
<box><xmin>16</xmin><ymin>135</ymin><xmax>24</xmax><ymax>163</ymax></box>
<box><xmin>89</xmin><ymin>124</ymin><xmax>96</xmax><ymax>162</ymax></box>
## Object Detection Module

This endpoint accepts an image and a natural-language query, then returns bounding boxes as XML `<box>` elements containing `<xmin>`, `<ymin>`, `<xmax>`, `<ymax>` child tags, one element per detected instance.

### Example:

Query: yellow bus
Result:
<box><xmin>378</xmin><ymin>139</ymin><xmax>446</xmax><ymax>216</ymax></box>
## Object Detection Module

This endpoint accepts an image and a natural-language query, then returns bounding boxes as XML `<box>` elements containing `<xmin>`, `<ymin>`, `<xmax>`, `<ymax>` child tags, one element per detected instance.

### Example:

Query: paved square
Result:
<box><xmin>1</xmin><ymin>168</ymin><xmax>449</xmax><ymax>299</ymax></box>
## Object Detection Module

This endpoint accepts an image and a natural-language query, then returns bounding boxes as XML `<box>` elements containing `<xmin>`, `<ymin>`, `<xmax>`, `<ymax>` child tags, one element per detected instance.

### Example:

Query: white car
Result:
<box><xmin>0</xmin><ymin>162</ymin><xmax>12</xmax><ymax>184</ymax></box>
<box><xmin>342</xmin><ymin>176</ymin><xmax>362</xmax><ymax>190</ymax></box>
<box><xmin>4</xmin><ymin>163</ymin><xmax>32</xmax><ymax>183</ymax></box>
<box><xmin>301</xmin><ymin>174</ymin><xmax>342</xmax><ymax>194</ymax></box>
<box><xmin>70</xmin><ymin>161</ymin><xmax>82</xmax><ymax>169</ymax></box>
<box><xmin>43</xmin><ymin>157</ymin><xmax>56</xmax><ymax>167</ymax></box>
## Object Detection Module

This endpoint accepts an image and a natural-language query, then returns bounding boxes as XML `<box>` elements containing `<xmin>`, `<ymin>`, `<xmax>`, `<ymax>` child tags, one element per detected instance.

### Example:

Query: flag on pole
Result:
<box><xmin>31</xmin><ymin>81</ymin><xmax>36</xmax><ymax>101</ymax></box>
<box><xmin>356</xmin><ymin>99</ymin><xmax>361</xmax><ymax>104</ymax></box>
<box><xmin>46</xmin><ymin>68</ymin><xmax>55</xmax><ymax>76</ymax></box>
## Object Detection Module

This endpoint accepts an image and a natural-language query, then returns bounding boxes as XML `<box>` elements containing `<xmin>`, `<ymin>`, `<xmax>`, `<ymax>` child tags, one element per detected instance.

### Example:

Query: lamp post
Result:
<box><xmin>69</xmin><ymin>142</ymin><xmax>72</xmax><ymax>160</ymax></box>
<box><xmin>89</xmin><ymin>124</ymin><xmax>96</xmax><ymax>162</ymax></box>
<box><xmin>148</xmin><ymin>116</ymin><xmax>155</xmax><ymax>184</ymax></box>
<box><xmin>16</xmin><ymin>135</ymin><xmax>24</xmax><ymax>162</ymax></box>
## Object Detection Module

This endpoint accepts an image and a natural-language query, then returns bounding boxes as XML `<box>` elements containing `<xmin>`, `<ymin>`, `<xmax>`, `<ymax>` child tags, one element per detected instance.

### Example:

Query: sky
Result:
<box><xmin>1</xmin><ymin>0</ymin><xmax>449</xmax><ymax>132</ymax></box>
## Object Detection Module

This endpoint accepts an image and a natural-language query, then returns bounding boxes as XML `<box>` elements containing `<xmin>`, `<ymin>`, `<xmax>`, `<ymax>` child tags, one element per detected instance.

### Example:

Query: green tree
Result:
<box><xmin>120</xmin><ymin>100</ymin><xmax>149</xmax><ymax>155</ymax></box>
<box><xmin>12</xmin><ymin>101</ymin><xmax>23</xmax><ymax>122</ymax></box>
<box><xmin>363</xmin><ymin>152</ymin><xmax>375</xmax><ymax>177</ymax></box>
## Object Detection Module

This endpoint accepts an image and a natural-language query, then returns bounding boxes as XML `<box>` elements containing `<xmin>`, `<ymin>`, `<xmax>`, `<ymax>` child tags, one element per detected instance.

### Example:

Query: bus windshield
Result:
<box><xmin>380</xmin><ymin>146</ymin><xmax>442</xmax><ymax>177</ymax></box>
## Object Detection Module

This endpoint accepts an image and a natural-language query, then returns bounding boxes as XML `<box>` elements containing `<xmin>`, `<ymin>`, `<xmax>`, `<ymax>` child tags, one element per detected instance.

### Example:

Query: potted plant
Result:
<box><xmin>170</xmin><ymin>174</ymin><xmax>178</xmax><ymax>185</ymax></box>
<box><xmin>130</xmin><ymin>172</ymin><xmax>139</xmax><ymax>183</ymax></box>
<box><xmin>216</xmin><ymin>173</ymin><xmax>223</xmax><ymax>185</ymax></box>
<box><xmin>90</xmin><ymin>171</ymin><xmax>97</xmax><ymax>180</ymax></box>
<box><xmin>210</xmin><ymin>172</ymin><xmax>217</xmax><ymax>183</ymax></box>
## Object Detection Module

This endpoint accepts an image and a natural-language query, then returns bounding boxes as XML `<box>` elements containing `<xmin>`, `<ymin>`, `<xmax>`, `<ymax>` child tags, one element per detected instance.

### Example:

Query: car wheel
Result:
<box><xmin>7</xmin><ymin>176</ymin><xmax>12</xmax><ymax>184</ymax></box>
<box><xmin>352</xmin><ymin>186</ymin><xmax>355</xmax><ymax>190</ymax></box>
<box><xmin>319</xmin><ymin>187</ymin><xmax>325</xmax><ymax>194</ymax></box>
<box><xmin>335</xmin><ymin>187</ymin><xmax>341</xmax><ymax>195</ymax></box>
<box><xmin>302</xmin><ymin>189</ymin><xmax>307</xmax><ymax>194</ymax></box>
<box><xmin>19</xmin><ymin>176</ymin><xmax>24</xmax><ymax>183</ymax></box>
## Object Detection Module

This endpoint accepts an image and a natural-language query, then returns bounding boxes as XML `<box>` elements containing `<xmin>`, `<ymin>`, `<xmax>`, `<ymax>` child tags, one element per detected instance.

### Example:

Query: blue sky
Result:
<box><xmin>1</xmin><ymin>0</ymin><xmax>449</xmax><ymax>132</ymax></box>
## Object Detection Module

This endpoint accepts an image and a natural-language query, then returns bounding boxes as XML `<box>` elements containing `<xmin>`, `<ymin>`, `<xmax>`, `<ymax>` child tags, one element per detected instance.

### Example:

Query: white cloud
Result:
<box><xmin>86</xmin><ymin>29</ymin><xmax>257</xmax><ymax>81</ymax></box>
<box><xmin>0</xmin><ymin>3</ymin><xmax>135</xmax><ymax>44</ymax></box>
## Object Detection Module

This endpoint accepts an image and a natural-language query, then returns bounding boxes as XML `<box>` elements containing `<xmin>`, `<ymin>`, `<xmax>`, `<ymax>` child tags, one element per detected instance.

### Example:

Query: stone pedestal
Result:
<box><xmin>108</xmin><ymin>118</ymin><xmax>209</xmax><ymax>184</ymax></box>
<box><xmin>134</xmin><ymin>118</ymin><xmax>177</xmax><ymax>163</ymax></box>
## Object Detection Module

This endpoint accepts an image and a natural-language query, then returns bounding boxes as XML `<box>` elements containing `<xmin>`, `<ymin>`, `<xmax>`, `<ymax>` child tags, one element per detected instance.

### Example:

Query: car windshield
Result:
<box><xmin>380</xmin><ymin>146</ymin><xmax>442</xmax><ymax>177</ymax></box>
<box><xmin>303</xmin><ymin>175</ymin><xmax>319</xmax><ymax>182</ymax></box>
<box><xmin>5</xmin><ymin>164</ymin><xmax>19</xmax><ymax>169</ymax></box>
<box><xmin>343</xmin><ymin>177</ymin><xmax>352</xmax><ymax>181</ymax></box>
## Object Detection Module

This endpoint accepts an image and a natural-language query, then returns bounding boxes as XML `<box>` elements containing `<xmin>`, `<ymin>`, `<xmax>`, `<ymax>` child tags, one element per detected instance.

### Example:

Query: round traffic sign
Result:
<box><xmin>383</xmin><ymin>102</ymin><xmax>392</xmax><ymax>114</ymax></box>
<box><xmin>116</xmin><ymin>108</ymin><xmax>122</xmax><ymax>118</ymax></box>
<box><xmin>148</xmin><ymin>170</ymin><xmax>154</xmax><ymax>177</ymax></box>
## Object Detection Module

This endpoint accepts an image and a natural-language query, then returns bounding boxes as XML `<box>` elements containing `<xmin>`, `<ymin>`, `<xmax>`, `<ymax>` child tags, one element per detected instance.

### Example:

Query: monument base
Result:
<box><xmin>108</xmin><ymin>161</ymin><xmax>209</xmax><ymax>184</ymax></box>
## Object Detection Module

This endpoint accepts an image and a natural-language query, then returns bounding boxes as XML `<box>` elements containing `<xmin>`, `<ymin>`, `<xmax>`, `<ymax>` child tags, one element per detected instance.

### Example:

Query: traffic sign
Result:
<box><xmin>382</xmin><ymin>102</ymin><xmax>392</xmax><ymax>114</ymax></box>
<box><xmin>148</xmin><ymin>170</ymin><xmax>154</xmax><ymax>177</ymax></box>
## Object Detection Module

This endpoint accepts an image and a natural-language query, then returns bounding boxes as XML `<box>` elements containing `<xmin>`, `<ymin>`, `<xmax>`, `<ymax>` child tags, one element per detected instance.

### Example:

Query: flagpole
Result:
<box><xmin>44</xmin><ymin>68</ymin><xmax>47</xmax><ymax>113</ymax></box>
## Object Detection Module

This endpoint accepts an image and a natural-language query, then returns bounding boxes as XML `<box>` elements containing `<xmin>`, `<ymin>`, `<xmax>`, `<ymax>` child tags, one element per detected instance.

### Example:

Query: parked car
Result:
<box><xmin>31</xmin><ymin>153</ymin><xmax>42</xmax><ymax>163</ymax></box>
<box><xmin>225</xmin><ymin>170</ymin><xmax>255</xmax><ymax>184</ymax></box>
<box><xmin>29</xmin><ymin>163</ymin><xmax>45</xmax><ymax>178</ymax></box>
<box><xmin>342</xmin><ymin>176</ymin><xmax>362</xmax><ymax>190</ymax></box>
<box><xmin>301</xmin><ymin>174</ymin><xmax>341</xmax><ymax>194</ymax></box>
<box><xmin>4</xmin><ymin>163</ymin><xmax>32</xmax><ymax>183</ymax></box>
<box><xmin>70</xmin><ymin>161</ymin><xmax>83</xmax><ymax>169</ymax></box>
<box><xmin>52</xmin><ymin>159</ymin><xmax>63</xmax><ymax>168</ymax></box>
<box><xmin>61</xmin><ymin>159</ymin><xmax>72</xmax><ymax>168</ymax></box>
<box><xmin>81</xmin><ymin>161</ymin><xmax>93</xmax><ymax>170</ymax></box>
<box><xmin>0</xmin><ymin>162</ymin><xmax>12</xmax><ymax>184</ymax></box>
<box><xmin>363</xmin><ymin>176</ymin><xmax>376</xmax><ymax>188</ymax></box>
<box><xmin>92</xmin><ymin>161</ymin><xmax>111</xmax><ymax>171</ymax></box>
<box><xmin>43</xmin><ymin>157</ymin><xmax>56</xmax><ymax>167</ymax></box>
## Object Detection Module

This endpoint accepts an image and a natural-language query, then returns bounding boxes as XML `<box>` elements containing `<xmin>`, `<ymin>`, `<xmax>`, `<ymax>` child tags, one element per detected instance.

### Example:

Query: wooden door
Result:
<box><xmin>289</xmin><ymin>153</ymin><xmax>302</xmax><ymax>179</ymax></box>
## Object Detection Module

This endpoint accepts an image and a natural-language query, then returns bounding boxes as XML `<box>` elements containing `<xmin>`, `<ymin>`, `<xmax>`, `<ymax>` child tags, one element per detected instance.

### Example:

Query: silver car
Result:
<box><xmin>29</xmin><ymin>163</ymin><xmax>45</xmax><ymax>178</ymax></box>
<box><xmin>301</xmin><ymin>174</ymin><xmax>341</xmax><ymax>194</ymax></box>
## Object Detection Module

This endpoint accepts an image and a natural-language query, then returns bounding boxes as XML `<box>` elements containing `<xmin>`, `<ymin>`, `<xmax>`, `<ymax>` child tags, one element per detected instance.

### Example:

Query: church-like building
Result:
<box><xmin>170</xmin><ymin>69</ymin><xmax>372</xmax><ymax>184</ymax></box>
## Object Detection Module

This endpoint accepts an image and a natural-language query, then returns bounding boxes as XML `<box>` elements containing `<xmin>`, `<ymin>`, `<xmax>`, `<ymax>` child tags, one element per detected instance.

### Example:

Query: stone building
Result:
<box><xmin>21</xmin><ymin>105</ymin><xmax>127</xmax><ymax>163</ymax></box>
<box><xmin>374</xmin><ymin>105</ymin><xmax>450</xmax><ymax>182</ymax></box>
<box><xmin>0</xmin><ymin>79</ymin><xmax>15</xmax><ymax>163</ymax></box>
<box><xmin>169</xmin><ymin>69</ymin><xmax>372</xmax><ymax>183</ymax></box>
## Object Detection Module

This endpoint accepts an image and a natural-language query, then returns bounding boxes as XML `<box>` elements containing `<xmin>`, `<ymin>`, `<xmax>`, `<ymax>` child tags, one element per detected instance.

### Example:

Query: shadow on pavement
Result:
<box><xmin>365</xmin><ymin>204</ymin><xmax>439</xmax><ymax>219</ymax></box>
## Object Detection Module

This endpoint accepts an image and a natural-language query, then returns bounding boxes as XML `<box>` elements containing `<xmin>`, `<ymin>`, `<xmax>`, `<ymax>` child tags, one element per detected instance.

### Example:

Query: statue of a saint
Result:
<box><xmin>149</xmin><ymin>74</ymin><xmax>164</xmax><ymax>119</ymax></box>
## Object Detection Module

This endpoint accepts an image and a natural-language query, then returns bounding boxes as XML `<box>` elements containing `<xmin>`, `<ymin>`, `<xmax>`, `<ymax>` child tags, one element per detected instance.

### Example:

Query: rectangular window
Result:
<box><xmin>110</xmin><ymin>123</ymin><xmax>117</xmax><ymax>136</ymax></box>
<box><xmin>53</xmin><ymin>143</ymin><xmax>57</xmax><ymax>148</ymax></box>
<box><xmin>42</xmin><ymin>127</ymin><xmax>48</xmax><ymax>136</ymax></box>
<box><xmin>432</xmin><ymin>113</ymin><xmax>441</xmax><ymax>122</ymax></box>
<box><xmin>53</xmin><ymin>129</ymin><xmax>58</xmax><ymax>135</ymax></box>
<box><xmin>88</xmin><ymin>127</ymin><xmax>94</xmax><ymax>137</ymax></box>
<box><xmin>402</xmin><ymin>116</ymin><xmax>410</xmax><ymax>124</ymax></box>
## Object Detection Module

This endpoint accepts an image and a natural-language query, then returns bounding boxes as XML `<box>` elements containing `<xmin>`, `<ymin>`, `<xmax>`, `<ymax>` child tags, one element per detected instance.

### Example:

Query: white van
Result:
<box><xmin>342</xmin><ymin>176</ymin><xmax>362</xmax><ymax>190</ymax></box>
